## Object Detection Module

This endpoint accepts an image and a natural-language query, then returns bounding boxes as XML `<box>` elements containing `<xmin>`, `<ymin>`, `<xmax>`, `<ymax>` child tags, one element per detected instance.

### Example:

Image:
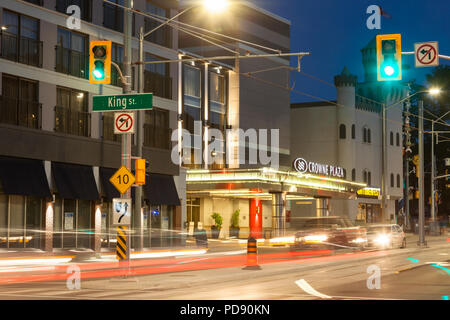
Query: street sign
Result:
<box><xmin>112</xmin><ymin>198</ymin><xmax>131</xmax><ymax>225</ymax></box>
<box><xmin>109</xmin><ymin>165</ymin><xmax>136</xmax><ymax>194</ymax></box>
<box><xmin>415</xmin><ymin>42</ymin><xmax>439</xmax><ymax>67</ymax></box>
<box><xmin>114</xmin><ymin>112</ymin><xmax>134</xmax><ymax>134</ymax></box>
<box><xmin>92</xmin><ymin>93</ymin><xmax>153</xmax><ymax>112</ymax></box>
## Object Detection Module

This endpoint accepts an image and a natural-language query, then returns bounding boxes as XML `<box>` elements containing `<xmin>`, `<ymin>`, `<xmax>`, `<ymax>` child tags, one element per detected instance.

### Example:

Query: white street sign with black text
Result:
<box><xmin>415</xmin><ymin>42</ymin><xmax>439</xmax><ymax>67</ymax></box>
<box><xmin>114</xmin><ymin>112</ymin><xmax>135</xmax><ymax>134</ymax></box>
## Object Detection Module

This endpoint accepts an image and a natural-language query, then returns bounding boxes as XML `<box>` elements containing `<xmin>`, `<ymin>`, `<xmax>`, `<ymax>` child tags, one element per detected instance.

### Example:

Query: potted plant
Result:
<box><xmin>229</xmin><ymin>209</ymin><xmax>240</xmax><ymax>238</ymax></box>
<box><xmin>210</xmin><ymin>212</ymin><xmax>223</xmax><ymax>239</ymax></box>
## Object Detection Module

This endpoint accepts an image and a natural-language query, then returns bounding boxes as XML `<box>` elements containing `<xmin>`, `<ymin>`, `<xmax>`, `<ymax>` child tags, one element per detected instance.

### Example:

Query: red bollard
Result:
<box><xmin>243</xmin><ymin>236</ymin><xmax>261</xmax><ymax>270</ymax></box>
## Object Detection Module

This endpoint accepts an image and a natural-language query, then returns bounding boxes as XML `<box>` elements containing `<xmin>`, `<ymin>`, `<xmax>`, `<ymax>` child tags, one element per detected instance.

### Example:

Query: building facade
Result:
<box><xmin>290</xmin><ymin>39</ymin><xmax>406</xmax><ymax>224</ymax></box>
<box><xmin>0</xmin><ymin>0</ymin><xmax>183</xmax><ymax>251</ymax></box>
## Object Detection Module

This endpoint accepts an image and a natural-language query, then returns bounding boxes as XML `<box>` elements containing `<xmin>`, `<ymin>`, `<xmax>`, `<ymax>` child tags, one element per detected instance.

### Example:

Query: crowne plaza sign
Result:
<box><xmin>293</xmin><ymin>157</ymin><xmax>344</xmax><ymax>178</ymax></box>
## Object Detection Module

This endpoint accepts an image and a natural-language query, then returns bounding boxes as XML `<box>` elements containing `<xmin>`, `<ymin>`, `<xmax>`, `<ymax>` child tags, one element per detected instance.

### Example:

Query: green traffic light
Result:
<box><xmin>384</xmin><ymin>65</ymin><xmax>395</xmax><ymax>76</ymax></box>
<box><xmin>93</xmin><ymin>60</ymin><xmax>105</xmax><ymax>79</ymax></box>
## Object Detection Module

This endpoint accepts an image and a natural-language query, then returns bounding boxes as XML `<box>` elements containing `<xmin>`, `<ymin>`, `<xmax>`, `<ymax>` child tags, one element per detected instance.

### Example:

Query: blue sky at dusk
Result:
<box><xmin>251</xmin><ymin>0</ymin><xmax>450</xmax><ymax>103</ymax></box>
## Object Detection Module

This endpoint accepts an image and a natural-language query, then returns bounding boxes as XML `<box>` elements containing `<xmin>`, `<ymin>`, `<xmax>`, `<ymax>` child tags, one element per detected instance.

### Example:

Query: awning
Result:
<box><xmin>52</xmin><ymin>162</ymin><xmax>99</xmax><ymax>201</ymax></box>
<box><xmin>144</xmin><ymin>173</ymin><xmax>180</xmax><ymax>206</ymax></box>
<box><xmin>0</xmin><ymin>156</ymin><xmax>51</xmax><ymax>198</ymax></box>
<box><xmin>99</xmin><ymin>167</ymin><xmax>121</xmax><ymax>201</ymax></box>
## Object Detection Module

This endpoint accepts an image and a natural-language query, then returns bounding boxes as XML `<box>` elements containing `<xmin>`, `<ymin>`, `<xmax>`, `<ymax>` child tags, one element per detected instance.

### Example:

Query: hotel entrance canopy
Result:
<box><xmin>186</xmin><ymin>168</ymin><xmax>367</xmax><ymax>200</ymax></box>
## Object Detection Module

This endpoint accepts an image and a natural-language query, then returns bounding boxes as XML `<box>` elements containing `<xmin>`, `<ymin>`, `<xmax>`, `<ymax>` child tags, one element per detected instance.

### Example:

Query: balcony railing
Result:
<box><xmin>0</xmin><ymin>96</ymin><xmax>41</xmax><ymax>129</ymax></box>
<box><xmin>55</xmin><ymin>106</ymin><xmax>90</xmax><ymax>137</ymax></box>
<box><xmin>144</xmin><ymin>70</ymin><xmax>172</xmax><ymax>100</ymax></box>
<box><xmin>55</xmin><ymin>46</ymin><xmax>89</xmax><ymax>79</ymax></box>
<box><xmin>143</xmin><ymin>124</ymin><xmax>171</xmax><ymax>150</ymax></box>
<box><xmin>0</xmin><ymin>32</ymin><xmax>43</xmax><ymax>68</ymax></box>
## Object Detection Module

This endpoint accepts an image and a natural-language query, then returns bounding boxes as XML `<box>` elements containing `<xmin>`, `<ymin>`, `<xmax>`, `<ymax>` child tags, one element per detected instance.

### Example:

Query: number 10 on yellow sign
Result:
<box><xmin>109</xmin><ymin>165</ymin><xmax>136</xmax><ymax>194</ymax></box>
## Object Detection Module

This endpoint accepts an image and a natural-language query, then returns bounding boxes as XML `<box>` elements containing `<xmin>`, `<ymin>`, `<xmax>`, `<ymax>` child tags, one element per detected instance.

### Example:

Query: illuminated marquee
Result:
<box><xmin>293</xmin><ymin>158</ymin><xmax>344</xmax><ymax>178</ymax></box>
<box><xmin>357</xmin><ymin>187</ymin><xmax>381</xmax><ymax>198</ymax></box>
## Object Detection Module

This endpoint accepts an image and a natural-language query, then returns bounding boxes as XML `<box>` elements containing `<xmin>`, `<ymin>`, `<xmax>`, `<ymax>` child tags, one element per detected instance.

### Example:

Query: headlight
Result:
<box><xmin>374</xmin><ymin>234</ymin><xmax>390</xmax><ymax>245</ymax></box>
<box><xmin>304</xmin><ymin>234</ymin><xmax>328</xmax><ymax>242</ymax></box>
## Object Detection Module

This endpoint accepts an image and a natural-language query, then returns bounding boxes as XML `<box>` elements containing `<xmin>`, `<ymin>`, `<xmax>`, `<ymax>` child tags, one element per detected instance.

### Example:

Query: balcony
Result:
<box><xmin>0</xmin><ymin>96</ymin><xmax>41</xmax><ymax>129</ymax></box>
<box><xmin>143</xmin><ymin>124</ymin><xmax>171</xmax><ymax>150</ymax></box>
<box><xmin>144</xmin><ymin>70</ymin><xmax>172</xmax><ymax>100</ymax></box>
<box><xmin>55</xmin><ymin>46</ymin><xmax>88</xmax><ymax>79</ymax></box>
<box><xmin>0</xmin><ymin>32</ymin><xmax>43</xmax><ymax>68</ymax></box>
<box><xmin>55</xmin><ymin>106</ymin><xmax>90</xmax><ymax>137</ymax></box>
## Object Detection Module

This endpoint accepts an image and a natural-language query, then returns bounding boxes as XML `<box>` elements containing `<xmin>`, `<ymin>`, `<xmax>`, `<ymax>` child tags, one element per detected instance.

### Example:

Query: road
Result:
<box><xmin>0</xmin><ymin>234</ymin><xmax>448</xmax><ymax>300</ymax></box>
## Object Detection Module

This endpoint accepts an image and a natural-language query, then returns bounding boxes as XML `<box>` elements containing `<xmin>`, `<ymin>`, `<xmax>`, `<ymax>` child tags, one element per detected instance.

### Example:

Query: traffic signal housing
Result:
<box><xmin>135</xmin><ymin>158</ymin><xmax>146</xmax><ymax>185</ymax></box>
<box><xmin>376</xmin><ymin>34</ymin><xmax>402</xmax><ymax>81</ymax></box>
<box><xmin>89</xmin><ymin>40</ymin><xmax>111</xmax><ymax>84</ymax></box>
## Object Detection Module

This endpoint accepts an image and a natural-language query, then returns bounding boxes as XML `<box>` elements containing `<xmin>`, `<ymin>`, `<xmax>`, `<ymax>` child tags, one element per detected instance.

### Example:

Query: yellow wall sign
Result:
<box><xmin>110</xmin><ymin>166</ymin><xmax>136</xmax><ymax>194</ymax></box>
<box><xmin>357</xmin><ymin>187</ymin><xmax>381</xmax><ymax>198</ymax></box>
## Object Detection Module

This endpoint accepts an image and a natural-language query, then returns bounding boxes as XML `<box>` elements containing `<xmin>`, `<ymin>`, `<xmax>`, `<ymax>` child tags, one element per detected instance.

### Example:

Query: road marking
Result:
<box><xmin>295</xmin><ymin>279</ymin><xmax>332</xmax><ymax>299</ymax></box>
<box><xmin>439</xmin><ymin>253</ymin><xmax>448</xmax><ymax>256</ymax></box>
<box><xmin>430</xmin><ymin>264</ymin><xmax>450</xmax><ymax>275</ymax></box>
<box><xmin>176</xmin><ymin>258</ymin><xmax>208</xmax><ymax>265</ymax></box>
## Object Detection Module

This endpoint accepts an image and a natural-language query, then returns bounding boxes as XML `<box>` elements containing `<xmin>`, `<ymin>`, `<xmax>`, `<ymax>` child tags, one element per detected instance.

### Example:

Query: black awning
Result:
<box><xmin>144</xmin><ymin>173</ymin><xmax>180</xmax><ymax>206</ymax></box>
<box><xmin>0</xmin><ymin>156</ymin><xmax>51</xmax><ymax>198</ymax></box>
<box><xmin>100</xmin><ymin>167</ymin><xmax>121</xmax><ymax>201</ymax></box>
<box><xmin>52</xmin><ymin>162</ymin><xmax>99</xmax><ymax>201</ymax></box>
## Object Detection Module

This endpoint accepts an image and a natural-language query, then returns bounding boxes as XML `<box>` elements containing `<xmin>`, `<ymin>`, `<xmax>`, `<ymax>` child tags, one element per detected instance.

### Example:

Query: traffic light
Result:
<box><xmin>376</xmin><ymin>34</ymin><xmax>402</xmax><ymax>81</ymax></box>
<box><xmin>413</xmin><ymin>155</ymin><xmax>419</xmax><ymax>178</ymax></box>
<box><xmin>89</xmin><ymin>40</ymin><xmax>111</xmax><ymax>84</ymax></box>
<box><xmin>135</xmin><ymin>158</ymin><xmax>146</xmax><ymax>185</ymax></box>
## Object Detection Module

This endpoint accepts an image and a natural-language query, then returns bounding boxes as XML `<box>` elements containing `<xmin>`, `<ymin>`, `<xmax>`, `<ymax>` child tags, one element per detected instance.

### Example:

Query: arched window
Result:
<box><xmin>343</xmin><ymin>168</ymin><xmax>347</xmax><ymax>179</ymax></box>
<box><xmin>363</xmin><ymin>127</ymin><xmax>367</xmax><ymax>142</ymax></box>
<box><xmin>368</xmin><ymin>129</ymin><xmax>371</xmax><ymax>143</ymax></box>
<box><xmin>363</xmin><ymin>170</ymin><xmax>367</xmax><ymax>183</ymax></box>
<box><xmin>397</xmin><ymin>174</ymin><xmax>400</xmax><ymax>188</ymax></box>
<box><xmin>368</xmin><ymin>172</ymin><xmax>371</xmax><ymax>186</ymax></box>
<box><xmin>390</xmin><ymin>131</ymin><xmax>394</xmax><ymax>145</ymax></box>
<box><xmin>351</xmin><ymin>124</ymin><xmax>355</xmax><ymax>139</ymax></box>
<box><xmin>352</xmin><ymin>168</ymin><xmax>356</xmax><ymax>181</ymax></box>
<box><xmin>339</xmin><ymin>124</ymin><xmax>346</xmax><ymax>139</ymax></box>
<box><xmin>396</xmin><ymin>132</ymin><xmax>400</xmax><ymax>146</ymax></box>
<box><xmin>390</xmin><ymin>173</ymin><xmax>394</xmax><ymax>187</ymax></box>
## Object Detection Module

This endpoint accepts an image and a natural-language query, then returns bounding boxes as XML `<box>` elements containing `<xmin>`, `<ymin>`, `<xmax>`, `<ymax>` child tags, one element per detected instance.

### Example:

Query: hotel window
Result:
<box><xmin>144</xmin><ymin>54</ymin><xmax>172</xmax><ymax>99</ymax></box>
<box><xmin>396</xmin><ymin>132</ymin><xmax>400</xmax><ymax>146</ymax></box>
<box><xmin>110</xmin><ymin>43</ymin><xmax>124</xmax><ymax>87</ymax></box>
<box><xmin>55</xmin><ymin>28</ymin><xmax>88</xmax><ymax>79</ymax></box>
<box><xmin>1</xmin><ymin>10</ymin><xmax>42</xmax><ymax>67</ymax></box>
<box><xmin>352</xmin><ymin>168</ymin><xmax>355</xmax><ymax>181</ymax></box>
<box><xmin>363</xmin><ymin>170</ymin><xmax>367</xmax><ymax>183</ymax></box>
<box><xmin>339</xmin><ymin>124</ymin><xmax>346</xmax><ymax>139</ymax></box>
<box><xmin>390</xmin><ymin>131</ymin><xmax>394</xmax><ymax>146</ymax></box>
<box><xmin>1</xmin><ymin>74</ymin><xmax>40</xmax><ymax>129</ymax></box>
<box><xmin>144</xmin><ymin>107</ymin><xmax>170</xmax><ymax>150</ymax></box>
<box><xmin>367</xmin><ymin>129</ymin><xmax>371</xmax><ymax>143</ymax></box>
<box><xmin>390</xmin><ymin>174</ymin><xmax>394</xmax><ymax>188</ymax></box>
<box><xmin>368</xmin><ymin>172</ymin><xmax>371</xmax><ymax>186</ymax></box>
<box><xmin>351</xmin><ymin>124</ymin><xmax>355</xmax><ymax>139</ymax></box>
<box><xmin>144</xmin><ymin>3</ymin><xmax>171</xmax><ymax>48</ymax></box>
<box><xmin>397</xmin><ymin>174</ymin><xmax>400</xmax><ymax>188</ymax></box>
<box><xmin>55</xmin><ymin>87</ymin><xmax>90</xmax><ymax>137</ymax></box>
<box><xmin>104</xmin><ymin>0</ymin><xmax>124</xmax><ymax>32</ymax></box>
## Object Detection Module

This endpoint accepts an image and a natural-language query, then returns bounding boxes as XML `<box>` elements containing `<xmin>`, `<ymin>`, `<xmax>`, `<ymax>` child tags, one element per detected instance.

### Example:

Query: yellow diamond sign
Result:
<box><xmin>110</xmin><ymin>166</ymin><xmax>135</xmax><ymax>194</ymax></box>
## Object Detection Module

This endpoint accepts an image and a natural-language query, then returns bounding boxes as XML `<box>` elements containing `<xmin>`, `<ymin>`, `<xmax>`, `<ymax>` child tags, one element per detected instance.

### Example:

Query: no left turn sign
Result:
<box><xmin>114</xmin><ymin>112</ymin><xmax>135</xmax><ymax>134</ymax></box>
<box><xmin>415</xmin><ymin>42</ymin><xmax>439</xmax><ymax>67</ymax></box>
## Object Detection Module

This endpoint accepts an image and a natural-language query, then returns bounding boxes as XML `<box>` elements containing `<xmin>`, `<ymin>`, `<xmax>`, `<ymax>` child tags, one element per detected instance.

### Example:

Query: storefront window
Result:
<box><xmin>77</xmin><ymin>199</ymin><xmax>91</xmax><ymax>248</ymax></box>
<box><xmin>25</xmin><ymin>196</ymin><xmax>42</xmax><ymax>248</ymax></box>
<box><xmin>187</xmin><ymin>198</ymin><xmax>200</xmax><ymax>229</ymax></box>
<box><xmin>0</xmin><ymin>194</ymin><xmax>7</xmax><ymax>248</ymax></box>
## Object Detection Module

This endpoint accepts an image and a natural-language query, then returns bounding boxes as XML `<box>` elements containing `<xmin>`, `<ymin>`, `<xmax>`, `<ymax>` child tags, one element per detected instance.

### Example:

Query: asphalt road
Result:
<box><xmin>0</xmin><ymin>235</ymin><xmax>447</xmax><ymax>300</ymax></box>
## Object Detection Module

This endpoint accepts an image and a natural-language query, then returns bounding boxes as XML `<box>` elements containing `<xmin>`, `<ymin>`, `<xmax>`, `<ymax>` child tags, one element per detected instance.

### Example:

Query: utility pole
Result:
<box><xmin>381</xmin><ymin>103</ymin><xmax>388</xmax><ymax>222</ymax></box>
<box><xmin>121</xmin><ymin>0</ymin><xmax>132</xmax><ymax>260</ymax></box>
<box><xmin>418</xmin><ymin>100</ymin><xmax>426</xmax><ymax>247</ymax></box>
<box><xmin>404</xmin><ymin>97</ymin><xmax>411</xmax><ymax>230</ymax></box>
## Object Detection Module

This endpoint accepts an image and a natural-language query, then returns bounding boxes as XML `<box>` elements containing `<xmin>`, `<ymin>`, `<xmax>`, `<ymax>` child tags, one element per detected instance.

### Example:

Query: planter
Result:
<box><xmin>211</xmin><ymin>226</ymin><xmax>221</xmax><ymax>239</ymax></box>
<box><xmin>229</xmin><ymin>227</ymin><xmax>240</xmax><ymax>238</ymax></box>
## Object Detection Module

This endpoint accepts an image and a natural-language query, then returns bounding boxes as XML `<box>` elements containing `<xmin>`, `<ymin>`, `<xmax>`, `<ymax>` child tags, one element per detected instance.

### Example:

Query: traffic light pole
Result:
<box><xmin>381</xmin><ymin>103</ymin><xmax>388</xmax><ymax>222</ymax></box>
<box><xmin>418</xmin><ymin>100</ymin><xmax>426</xmax><ymax>247</ymax></box>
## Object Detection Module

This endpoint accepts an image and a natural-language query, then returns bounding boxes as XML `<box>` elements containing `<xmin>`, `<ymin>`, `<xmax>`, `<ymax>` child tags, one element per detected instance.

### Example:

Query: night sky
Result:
<box><xmin>251</xmin><ymin>0</ymin><xmax>450</xmax><ymax>103</ymax></box>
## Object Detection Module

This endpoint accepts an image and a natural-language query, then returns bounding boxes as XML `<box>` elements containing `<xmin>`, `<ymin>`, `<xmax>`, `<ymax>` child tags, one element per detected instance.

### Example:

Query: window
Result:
<box><xmin>368</xmin><ymin>171</ymin><xmax>371</xmax><ymax>186</ymax></box>
<box><xmin>1</xmin><ymin>10</ymin><xmax>42</xmax><ymax>67</ymax></box>
<box><xmin>390</xmin><ymin>173</ymin><xmax>394</xmax><ymax>187</ymax></box>
<box><xmin>55</xmin><ymin>87</ymin><xmax>90</xmax><ymax>137</ymax></box>
<box><xmin>363</xmin><ymin>127</ymin><xmax>367</xmax><ymax>143</ymax></box>
<box><xmin>55</xmin><ymin>28</ymin><xmax>88</xmax><ymax>79</ymax></box>
<box><xmin>368</xmin><ymin>129</ymin><xmax>371</xmax><ymax>143</ymax></box>
<box><xmin>390</xmin><ymin>131</ymin><xmax>394</xmax><ymax>145</ymax></box>
<box><xmin>144</xmin><ymin>3</ymin><xmax>171</xmax><ymax>48</ymax></box>
<box><xmin>352</xmin><ymin>168</ymin><xmax>355</xmax><ymax>181</ymax></box>
<box><xmin>363</xmin><ymin>170</ymin><xmax>367</xmax><ymax>183</ymax></box>
<box><xmin>343</xmin><ymin>169</ymin><xmax>347</xmax><ymax>179</ymax></box>
<box><xmin>396</xmin><ymin>132</ymin><xmax>400</xmax><ymax>146</ymax></box>
<box><xmin>1</xmin><ymin>74</ymin><xmax>40</xmax><ymax>129</ymax></box>
<box><xmin>144</xmin><ymin>108</ymin><xmax>170</xmax><ymax>150</ymax></box>
<box><xmin>103</xmin><ymin>0</ymin><xmax>124</xmax><ymax>32</ymax></box>
<box><xmin>351</xmin><ymin>124</ymin><xmax>355</xmax><ymax>139</ymax></box>
<box><xmin>110</xmin><ymin>43</ymin><xmax>124</xmax><ymax>87</ymax></box>
<box><xmin>56</xmin><ymin>0</ymin><xmax>92</xmax><ymax>22</ymax></box>
<box><xmin>397</xmin><ymin>174</ymin><xmax>400</xmax><ymax>188</ymax></box>
<box><xmin>144</xmin><ymin>54</ymin><xmax>172</xmax><ymax>99</ymax></box>
<box><xmin>339</xmin><ymin>124</ymin><xmax>346</xmax><ymax>139</ymax></box>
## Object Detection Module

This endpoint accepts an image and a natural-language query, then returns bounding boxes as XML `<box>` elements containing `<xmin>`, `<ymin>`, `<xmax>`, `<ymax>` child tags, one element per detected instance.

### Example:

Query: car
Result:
<box><xmin>290</xmin><ymin>216</ymin><xmax>367</xmax><ymax>251</ymax></box>
<box><xmin>366</xmin><ymin>224</ymin><xmax>406</xmax><ymax>249</ymax></box>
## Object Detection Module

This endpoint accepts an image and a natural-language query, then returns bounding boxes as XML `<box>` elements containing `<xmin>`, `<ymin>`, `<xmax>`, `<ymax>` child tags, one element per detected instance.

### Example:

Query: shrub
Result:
<box><xmin>231</xmin><ymin>209</ymin><xmax>240</xmax><ymax>228</ymax></box>
<box><xmin>211</xmin><ymin>212</ymin><xmax>223</xmax><ymax>229</ymax></box>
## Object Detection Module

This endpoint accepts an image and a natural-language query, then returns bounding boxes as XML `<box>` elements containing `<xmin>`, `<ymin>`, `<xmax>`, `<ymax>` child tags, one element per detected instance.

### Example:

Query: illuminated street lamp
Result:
<box><xmin>203</xmin><ymin>0</ymin><xmax>229</xmax><ymax>13</ymax></box>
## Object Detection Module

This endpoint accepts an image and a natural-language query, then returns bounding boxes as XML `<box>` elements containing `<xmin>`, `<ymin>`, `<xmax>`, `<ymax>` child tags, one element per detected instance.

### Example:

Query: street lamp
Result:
<box><xmin>203</xmin><ymin>0</ymin><xmax>229</xmax><ymax>13</ymax></box>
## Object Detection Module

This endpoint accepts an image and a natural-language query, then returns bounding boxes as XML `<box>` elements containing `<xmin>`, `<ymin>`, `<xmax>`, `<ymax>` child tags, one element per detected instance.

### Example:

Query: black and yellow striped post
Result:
<box><xmin>243</xmin><ymin>236</ymin><xmax>261</xmax><ymax>270</ymax></box>
<box><xmin>116</xmin><ymin>225</ymin><xmax>128</xmax><ymax>261</ymax></box>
